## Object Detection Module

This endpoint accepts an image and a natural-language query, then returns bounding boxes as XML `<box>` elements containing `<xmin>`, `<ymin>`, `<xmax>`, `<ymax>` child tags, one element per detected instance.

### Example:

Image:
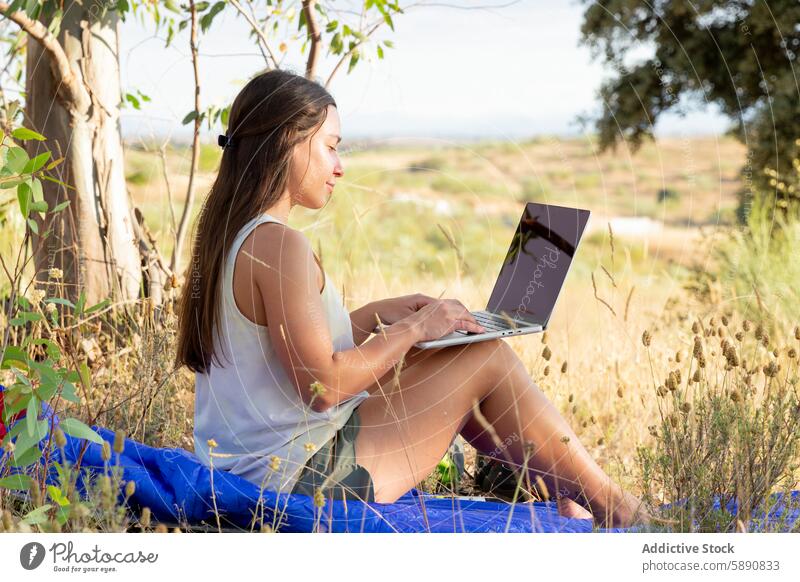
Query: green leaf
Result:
<box><xmin>30</xmin><ymin>200</ymin><xmax>48</xmax><ymax>214</ymax></box>
<box><xmin>52</xmin><ymin>200</ymin><xmax>70</xmax><ymax>213</ymax></box>
<box><xmin>21</xmin><ymin>503</ymin><xmax>53</xmax><ymax>525</ymax></box>
<box><xmin>59</xmin><ymin>418</ymin><xmax>104</xmax><ymax>445</ymax></box>
<box><xmin>85</xmin><ymin>298</ymin><xmax>110</xmax><ymax>314</ymax></box>
<box><xmin>25</xmin><ymin>395</ymin><xmax>38</xmax><ymax>437</ymax></box>
<box><xmin>164</xmin><ymin>0</ymin><xmax>181</xmax><ymax>13</ymax></box>
<box><xmin>47</xmin><ymin>485</ymin><xmax>70</xmax><ymax>507</ymax></box>
<box><xmin>125</xmin><ymin>93</ymin><xmax>141</xmax><ymax>110</ymax></box>
<box><xmin>12</xmin><ymin>127</ymin><xmax>46</xmax><ymax>142</ymax></box>
<box><xmin>0</xmin><ymin>474</ymin><xmax>33</xmax><ymax>491</ymax></box>
<box><xmin>347</xmin><ymin>50</ymin><xmax>360</xmax><ymax>74</ymax></box>
<box><xmin>199</xmin><ymin>1</ymin><xmax>225</xmax><ymax>33</ymax></box>
<box><xmin>182</xmin><ymin>110</ymin><xmax>198</xmax><ymax>125</ymax></box>
<box><xmin>2</xmin><ymin>346</ymin><xmax>29</xmax><ymax>369</ymax></box>
<box><xmin>23</xmin><ymin>151</ymin><xmax>51</xmax><ymax>173</ymax></box>
<box><xmin>27</xmin><ymin>218</ymin><xmax>39</xmax><ymax>235</ymax></box>
<box><xmin>75</xmin><ymin>290</ymin><xmax>86</xmax><ymax>316</ymax></box>
<box><xmin>13</xmin><ymin>418</ymin><xmax>48</xmax><ymax>460</ymax></box>
<box><xmin>60</xmin><ymin>380</ymin><xmax>80</xmax><ymax>404</ymax></box>
<box><xmin>11</xmin><ymin>445</ymin><xmax>42</xmax><ymax>468</ymax></box>
<box><xmin>0</xmin><ymin>177</ymin><xmax>24</xmax><ymax>189</ymax></box>
<box><xmin>45</xmin><ymin>297</ymin><xmax>75</xmax><ymax>309</ymax></box>
<box><xmin>194</xmin><ymin>1</ymin><xmax>210</xmax><ymax>11</ymax></box>
<box><xmin>17</xmin><ymin>181</ymin><xmax>31</xmax><ymax>218</ymax></box>
<box><xmin>377</xmin><ymin>45</ymin><xmax>384</xmax><ymax>59</ymax></box>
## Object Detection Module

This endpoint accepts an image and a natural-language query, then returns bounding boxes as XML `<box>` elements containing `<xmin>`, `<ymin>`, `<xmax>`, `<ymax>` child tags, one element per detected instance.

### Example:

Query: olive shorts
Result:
<box><xmin>291</xmin><ymin>405</ymin><xmax>376</xmax><ymax>503</ymax></box>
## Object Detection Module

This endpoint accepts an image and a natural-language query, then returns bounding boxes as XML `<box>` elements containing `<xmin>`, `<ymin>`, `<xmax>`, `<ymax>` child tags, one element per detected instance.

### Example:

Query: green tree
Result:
<box><xmin>579</xmin><ymin>0</ymin><xmax>800</xmax><ymax>218</ymax></box>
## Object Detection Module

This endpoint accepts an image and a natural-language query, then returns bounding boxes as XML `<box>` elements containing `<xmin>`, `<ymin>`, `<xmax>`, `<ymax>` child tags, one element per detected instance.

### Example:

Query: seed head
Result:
<box><xmin>596</xmin><ymin>437</ymin><xmax>604</xmax><ymax>446</ymax></box>
<box><xmin>657</xmin><ymin>385</ymin><xmax>668</xmax><ymax>397</ymax></box>
<box><xmin>559</xmin><ymin>435</ymin><xmax>570</xmax><ymax>444</ymax></box>
<box><xmin>735</xmin><ymin>331</ymin><xmax>744</xmax><ymax>341</ymax></box>
<box><xmin>675</xmin><ymin>351</ymin><xmax>682</xmax><ymax>363</ymax></box>
<box><xmin>692</xmin><ymin>321</ymin><xmax>701</xmax><ymax>334</ymax></box>
<box><xmin>617</xmin><ymin>386</ymin><xmax>624</xmax><ymax>398</ymax></box>
<box><xmin>680</xmin><ymin>402</ymin><xmax>691</xmax><ymax>414</ymax></box>
<box><xmin>543</xmin><ymin>365</ymin><xmax>550</xmax><ymax>376</ymax></box>
<box><xmin>533</xmin><ymin>475</ymin><xmax>550</xmax><ymax>501</ymax></box>
<box><xmin>693</xmin><ymin>336</ymin><xmax>703</xmax><ymax>358</ymax></box>
<box><xmin>709</xmin><ymin>317</ymin><xmax>716</xmax><ymax>328</ymax></box>
<box><xmin>692</xmin><ymin>370</ymin><xmax>701</xmax><ymax>383</ymax></box>
<box><xmin>45</xmin><ymin>302</ymin><xmax>57</xmax><ymax>316</ymax></box>
<box><xmin>742</xmin><ymin>319</ymin><xmax>751</xmax><ymax>332</ymax></box>
<box><xmin>590</xmin><ymin>415</ymin><xmax>596</xmax><ymax>424</ymax></box>
<box><xmin>762</xmin><ymin>333</ymin><xmax>770</xmax><ymax>348</ymax></box>
<box><xmin>698</xmin><ymin>354</ymin><xmax>706</xmax><ymax>369</ymax></box>
<box><xmin>154</xmin><ymin>523</ymin><xmax>168</xmax><ymax>533</ymax></box>
<box><xmin>207</xmin><ymin>438</ymin><xmax>218</xmax><ymax>449</ymax></box>
<box><xmin>571</xmin><ymin>404</ymin><xmax>578</xmax><ymax>414</ymax></box>
<box><xmin>140</xmin><ymin>507</ymin><xmax>152</xmax><ymax>528</ymax></box>
<box><xmin>641</xmin><ymin>330</ymin><xmax>652</xmax><ymax>347</ymax></box>
<box><xmin>28</xmin><ymin>288</ymin><xmax>45</xmax><ymax>306</ymax></box>
<box><xmin>125</xmin><ymin>480</ymin><xmax>136</xmax><ymax>498</ymax></box>
<box><xmin>113</xmin><ymin>429</ymin><xmax>126</xmax><ymax>454</ymax></box>
<box><xmin>48</xmin><ymin>268</ymin><xmax>63</xmax><ymax>280</ymax></box>
<box><xmin>313</xmin><ymin>487</ymin><xmax>326</xmax><ymax>508</ymax></box>
<box><xmin>648</xmin><ymin>424</ymin><xmax>659</xmax><ymax>437</ymax></box>
<box><xmin>54</xmin><ymin>427</ymin><xmax>67</xmax><ymax>449</ymax></box>
<box><xmin>568</xmin><ymin>393</ymin><xmax>574</xmax><ymax>403</ymax></box>
<box><xmin>755</xmin><ymin>324</ymin><xmax>764</xmax><ymax>340</ymax></box>
<box><xmin>542</xmin><ymin>346</ymin><xmax>552</xmax><ymax>361</ymax></box>
<box><xmin>795</xmin><ymin>326</ymin><xmax>800</xmax><ymax>340</ymax></box>
<box><xmin>789</xmin><ymin>348</ymin><xmax>797</xmax><ymax>359</ymax></box>
<box><xmin>729</xmin><ymin>390</ymin><xmax>741</xmax><ymax>403</ymax></box>
<box><xmin>542</xmin><ymin>332</ymin><xmax>548</xmax><ymax>344</ymax></box>
<box><xmin>668</xmin><ymin>414</ymin><xmax>678</xmax><ymax>428</ymax></box>
<box><xmin>721</xmin><ymin>315</ymin><xmax>729</xmax><ymax>326</ymax></box>
<box><xmin>100</xmin><ymin>441</ymin><xmax>111</xmax><ymax>462</ymax></box>
<box><xmin>763</xmin><ymin>361</ymin><xmax>780</xmax><ymax>378</ymax></box>
<box><xmin>269</xmin><ymin>455</ymin><xmax>281</xmax><ymax>472</ymax></box>
<box><xmin>561</xmin><ymin>361</ymin><xmax>568</xmax><ymax>374</ymax></box>
<box><xmin>304</xmin><ymin>442</ymin><xmax>316</xmax><ymax>453</ymax></box>
<box><xmin>309</xmin><ymin>381</ymin><xmax>327</xmax><ymax>397</ymax></box>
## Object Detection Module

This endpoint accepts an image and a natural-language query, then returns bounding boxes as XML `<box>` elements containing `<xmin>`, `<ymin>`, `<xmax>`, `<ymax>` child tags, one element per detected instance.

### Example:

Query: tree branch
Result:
<box><xmin>0</xmin><ymin>1</ymin><xmax>90</xmax><ymax>113</ymax></box>
<box><xmin>227</xmin><ymin>0</ymin><xmax>279</xmax><ymax>69</ymax></box>
<box><xmin>302</xmin><ymin>0</ymin><xmax>322</xmax><ymax>80</ymax></box>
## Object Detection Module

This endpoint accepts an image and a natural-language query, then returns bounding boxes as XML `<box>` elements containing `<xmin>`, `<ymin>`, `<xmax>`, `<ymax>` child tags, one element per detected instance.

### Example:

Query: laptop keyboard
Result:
<box><xmin>471</xmin><ymin>311</ymin><xmax>521</xmax><ymax>331</ymax></box>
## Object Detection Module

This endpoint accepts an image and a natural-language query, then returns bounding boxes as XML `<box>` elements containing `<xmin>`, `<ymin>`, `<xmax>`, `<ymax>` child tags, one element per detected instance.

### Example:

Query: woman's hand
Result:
<box><xmin>376</xmin><ymin>293</ymin><xmax>439</xmax><ymax>326</ymax></box>
<box><xmin>402</xmin><ymin>299</ymin><xmax>486</xmax><ymax>341</ymax></box>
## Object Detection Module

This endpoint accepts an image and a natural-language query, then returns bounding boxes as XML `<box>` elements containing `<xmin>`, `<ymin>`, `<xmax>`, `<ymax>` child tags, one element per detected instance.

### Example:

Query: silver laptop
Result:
<box><xmin>378</xmin><ymin>202</ymin><xmax>590</xmax><ymax>349</ymax></box>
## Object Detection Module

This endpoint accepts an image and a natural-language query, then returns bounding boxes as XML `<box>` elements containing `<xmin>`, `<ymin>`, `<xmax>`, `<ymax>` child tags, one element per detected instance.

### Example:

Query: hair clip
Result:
<box><xmin>217</xmin><ymin>133</ymin><xmax>234</xmax><ymax>149</ymax></box>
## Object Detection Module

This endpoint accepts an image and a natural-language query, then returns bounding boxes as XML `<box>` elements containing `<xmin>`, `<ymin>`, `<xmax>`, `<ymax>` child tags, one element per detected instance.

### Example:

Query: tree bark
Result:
<box><xmin>22</xmin><ymin>1</ymin><xmax>169</xmax><ymax>308</ymax></box>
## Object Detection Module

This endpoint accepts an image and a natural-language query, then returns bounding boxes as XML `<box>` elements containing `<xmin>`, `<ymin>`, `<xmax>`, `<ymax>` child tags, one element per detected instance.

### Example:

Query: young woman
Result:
<box><xmin>175</xmin><ymin>69</ymin><xmax>651</xmax><ymax>528</ymax></box>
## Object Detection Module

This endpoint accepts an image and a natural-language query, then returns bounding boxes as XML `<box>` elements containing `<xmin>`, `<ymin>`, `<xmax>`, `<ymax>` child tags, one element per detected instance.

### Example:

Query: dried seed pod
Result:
<box><xmin>680</xmin><ymin>402</ymin><xmax>692</xmax><ymax>414</ymax></box>
<box><xmin>657</xmin><ymin>385</ymin><xmax>668</xmax><ymax>397</ymax></box>
<box><xmin>675</xmin><ymin>351</ymin><xmax>682</xmax><ymax>363</ymax></box>
<box><xmin>561</xmin><ymin>361</ymin><xmax>568</xmax><ymax>374</ymax></box>
<box><xmin>542</xmin><ymin>346</ymin><xmax>552</xmax><ymax>361</ymax></box>
<box><xmin>596</xmin><ymin>437</ymin><xmax>604</xmax><ymax>446</ymax></box>
<box><xmin>101</xmin><ymin>442</ymin><xmax>111</xmax><ymax>462</ymax></box>
<box><xmin>543</xmin><ymin>365</ymin><xmax>550</xmax><ymax>376</ymax></box>
<box><xmin>789</xmin><ymin>348</ymin><xmax>797</xmax><ymax>359</ymax></box>
<box><xmin>692</xmin><ymin>370</ymin><xmax>701</xmax><ymax>383</ymax></box>
<box><xmin>692</xmin><ymin>321</ymin><xmax>701</xmax><ymax>334</ymax></box>
<box><xmin>113</xmin><ymin>430</ymin><xmax>126</xmax><ymax>454</ymax></box>
<box><xmin>140</xmin><ymin>507</ymin><xmax>152</xmax><ymax>528</ymax></box>
<box><xmin>730</xmin><ymin>390</ymin><xmax>741</xmax><ymax>403</ymax></box>
<box><xmin>642</xmin><ymin>330</ymin><xmax>652</xmax><ymax>347</ymax></box>
<box><xmin>735</xmin><ymin>331</ymin><xmax>744</xmax><ymax>341</ymax></box>
<box><xmin>763</xmin><ymin>361</ymin><xmax>780</xmax><ymax>378</ymax></box>
<box><xmin>721</xmin><ymin>315</ymin><xmax>729</xmax><ymax>326</ymax></box>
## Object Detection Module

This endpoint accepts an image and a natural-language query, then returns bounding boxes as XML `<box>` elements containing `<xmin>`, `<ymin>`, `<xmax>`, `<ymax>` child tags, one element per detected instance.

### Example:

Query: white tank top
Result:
<box><xmin>193</xmin><ymin>212</ymin><xmax>369</xmax><ymax>493</ymax></box>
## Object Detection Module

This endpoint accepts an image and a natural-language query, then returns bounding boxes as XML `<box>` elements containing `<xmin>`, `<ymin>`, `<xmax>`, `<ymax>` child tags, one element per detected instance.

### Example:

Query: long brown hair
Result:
<box><xmin>175</xmin><ymin>69</ymin><xmax>336</xmax><ymax>374</ymax></box>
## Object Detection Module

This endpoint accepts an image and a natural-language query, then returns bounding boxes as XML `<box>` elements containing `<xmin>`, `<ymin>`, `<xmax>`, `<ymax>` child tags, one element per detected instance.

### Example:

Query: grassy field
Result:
<box><xmin>3</xmin><ymin>134</ymin><xmax>799</xmax><ymax>532</ymax></box>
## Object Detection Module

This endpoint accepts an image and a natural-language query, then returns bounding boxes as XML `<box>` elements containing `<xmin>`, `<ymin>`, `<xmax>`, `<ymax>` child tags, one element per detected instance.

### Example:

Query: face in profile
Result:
<box><xmin>289</xmin><ymin>104</ymin><xmax>343</xmax><ymax>209</ymax></box>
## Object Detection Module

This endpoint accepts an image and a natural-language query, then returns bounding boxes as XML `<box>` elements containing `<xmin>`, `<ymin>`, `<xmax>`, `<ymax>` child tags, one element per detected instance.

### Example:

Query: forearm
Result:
<box><xmin>316</xmin><ymin>320</ymin><xmax>421</xmax><ymax>411</ymax></box>
<box><xmin>349</xmin><ymin>300</ymin><xmax>385</xmax><ymax>346</ymax></box>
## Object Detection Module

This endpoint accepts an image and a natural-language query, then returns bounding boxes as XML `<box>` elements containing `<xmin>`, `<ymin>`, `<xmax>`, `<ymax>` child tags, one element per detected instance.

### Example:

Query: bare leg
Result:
<box><xmin>355</xmin><ymin>340</ymin><xmax>649</xmax><ymax>528</ymax></box>
<box><xmin>457</xmin><ymin>343</ymin><xmax>648</xmax><ymax>528</ymax></box>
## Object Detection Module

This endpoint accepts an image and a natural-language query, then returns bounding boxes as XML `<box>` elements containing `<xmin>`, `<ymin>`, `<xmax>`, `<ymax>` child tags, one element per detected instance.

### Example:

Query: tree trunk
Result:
<box><xmin>24</xmin><ymin>1</ymin><xmax>169</xmax><ymax>308</ymax></box>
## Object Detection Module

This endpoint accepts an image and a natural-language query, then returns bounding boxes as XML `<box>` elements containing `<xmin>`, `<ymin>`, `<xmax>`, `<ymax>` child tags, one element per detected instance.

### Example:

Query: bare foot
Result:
<box><xmin>594</xmin><ymin>491</ymin><xmax>653</xmax><ymax>529</ymax></box>
<box><xmin>557</xmin><ymin>497</ymin><xmax>593</xmax><ymax>520</ymax></box>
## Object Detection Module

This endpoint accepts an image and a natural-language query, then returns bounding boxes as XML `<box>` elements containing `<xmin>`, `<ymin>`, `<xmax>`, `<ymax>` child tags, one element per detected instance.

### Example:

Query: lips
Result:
<box><xmin>326</xmin><ymin>182</ymin><xmax>335</xmax><ymax>190</ymax></box>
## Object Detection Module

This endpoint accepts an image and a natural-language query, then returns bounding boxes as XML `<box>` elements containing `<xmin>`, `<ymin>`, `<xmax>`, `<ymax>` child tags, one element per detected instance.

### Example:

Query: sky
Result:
<box><xmin>118</xmin><ymin>0</ymin><xmax>729</xmax><ymax>145</ymax></box>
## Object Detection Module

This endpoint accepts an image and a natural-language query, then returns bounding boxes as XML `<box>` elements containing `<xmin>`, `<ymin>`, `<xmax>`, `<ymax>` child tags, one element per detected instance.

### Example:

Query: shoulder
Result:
<box><xmin>240</xmin><ymin>223</ymin><xmax>317</xmax><ymax>290</ymax></box>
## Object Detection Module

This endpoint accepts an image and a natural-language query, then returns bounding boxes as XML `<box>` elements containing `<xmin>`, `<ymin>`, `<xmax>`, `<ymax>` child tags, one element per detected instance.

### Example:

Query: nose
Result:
<box><xmin>333</xmin><ymin>155</ymin><xmax>344</xmax><ymax>178</ymax></box>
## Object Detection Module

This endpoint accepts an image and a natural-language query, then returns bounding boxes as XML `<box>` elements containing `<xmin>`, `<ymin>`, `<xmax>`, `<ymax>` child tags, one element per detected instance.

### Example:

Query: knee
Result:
<box><xmin>460</xmin><ymin>339</ymin><xmax>518</xmax><ymax>375</ymax></box>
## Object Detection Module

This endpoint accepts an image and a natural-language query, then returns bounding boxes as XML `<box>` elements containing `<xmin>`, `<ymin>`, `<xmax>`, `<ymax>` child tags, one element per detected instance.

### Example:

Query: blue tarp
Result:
<box><xmin>2</xmin><ymin>386</ymin><xmax>798</xmax><ymax>532</ymax></box>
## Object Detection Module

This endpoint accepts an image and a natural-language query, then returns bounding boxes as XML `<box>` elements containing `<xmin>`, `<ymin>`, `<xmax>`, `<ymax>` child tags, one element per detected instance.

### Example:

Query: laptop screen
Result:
<box><xmin>486</xmin><ymin>202</ymin><xmax>590</xmax><ymax>327</ymax></box>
